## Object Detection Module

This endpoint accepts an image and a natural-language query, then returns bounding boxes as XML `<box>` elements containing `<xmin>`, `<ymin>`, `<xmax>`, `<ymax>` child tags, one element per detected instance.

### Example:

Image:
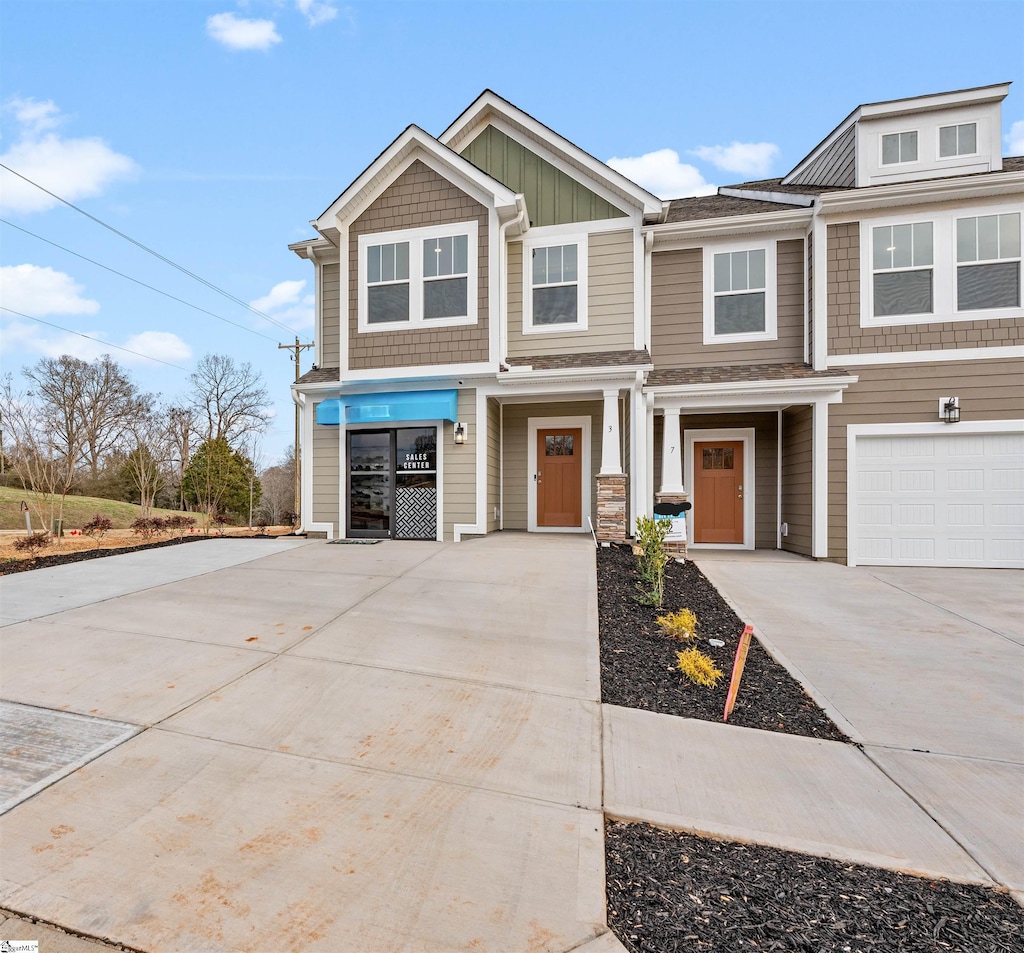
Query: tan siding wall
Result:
<box><xmin>806</xmin><ymin>232</ymin><xmax>813</xmax><ymax>360</ymax></box>
<box><xmin>321</xmin><ymin>263</ymin><xmax>341</xmax><ymax>369</ymax></box>
<box><xmin>311</xmin><ymin>407</ymin><xmax>339</xmax><ymax>534</ymax></box>
<box><xmin>506</xmin><ymin>230</ymin><xmax>635</xmax><ymax>358</ymax></box>
<box><xmin>442</xmin><ymin>389</ymin><xmax>477</xmax><ymax>540</ymax></box>
<box><xmin>827</xmin><ymin>222</ymin><xmax>1024</xmax><ymax>355</ymax></box>
<box><xmin>501</xmin><ymin>400</ymin><xmax>603</xmax><ymax>530</ymax></box>
<box><xmin>781</xmin><ymin>406</ymin><xmax>813</xmax><ymax>556</ymax></box>
<box><xmin>650</xmin><ymin>240</ymin><xmax>805</xmax><ymax>368</ymax></box>
<box><xmin>654</xmin><ymin>412</ymin><xmax>778</xmax><ymax>549</ymax></box>
<box><xmin>487</xmin><ymin>397</ymin><xmax>500</xmax><ymax>533</ymax></box>
<box><xmin>348</xmin><ymin>160</ymin><xmax>490</xmax><ymax>370</ymax></box>
<box><xmin>827</xmin><ymin>358</ymin><xmax>1024</xmax><ymax>560</ymax></box>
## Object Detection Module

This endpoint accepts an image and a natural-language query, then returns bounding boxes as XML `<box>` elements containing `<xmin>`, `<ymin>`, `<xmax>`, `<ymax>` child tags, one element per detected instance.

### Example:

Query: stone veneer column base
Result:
<box><xmin>595</xmin><ymin>473</ymin><xmax>629</xmax><ymax>542</ymax></box>
<box><xmin>655</xmin><ymin>490</ymin><xmax>689</xmax><ymax>560</ymax></box>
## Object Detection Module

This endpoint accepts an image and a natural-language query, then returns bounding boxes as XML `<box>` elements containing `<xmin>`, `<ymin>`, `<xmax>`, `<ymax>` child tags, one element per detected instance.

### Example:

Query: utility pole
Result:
<box><xmin>279</xmin><ymin>337</ymin><xmax>314</xmax><ymax>527</ymax></box>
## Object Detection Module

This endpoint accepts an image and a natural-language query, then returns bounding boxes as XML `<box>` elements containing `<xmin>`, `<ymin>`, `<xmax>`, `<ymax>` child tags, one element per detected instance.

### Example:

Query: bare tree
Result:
<box><xmin>166</xmin><ymin>405</ymin><xmax>195</xmax><ymax>509</ymax></box>
<box><xmin>256</xmin><ymin>446</ymin><xmax>296</xmax><ymax>526</ymax></box>
<box><xmin>187</xmin><ymin>354</ymin><xmax>271</xmax><ymax>446</ymax></box>
<box><xmin>123</xmin><ymin>410</ymin><xmax>174</xmax><ymax>517</ymax></box>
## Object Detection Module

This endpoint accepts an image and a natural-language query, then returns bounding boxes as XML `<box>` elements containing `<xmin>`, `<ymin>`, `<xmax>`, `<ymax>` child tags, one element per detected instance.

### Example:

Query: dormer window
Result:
<box><xmin>939</xmin><ymin>122</ymin><xmax>977</xmax><ymax>158</ymax></box>
<box><xmin>881</xmin><ymin>131</ymin><xmax>918</xmax><ymax>165</ymax></box>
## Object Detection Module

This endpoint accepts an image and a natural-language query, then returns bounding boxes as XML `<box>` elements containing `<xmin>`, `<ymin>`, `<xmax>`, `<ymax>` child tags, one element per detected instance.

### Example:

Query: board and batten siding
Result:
<box><xmin>442</xmin><ymin>388</ymin><xmax>478</xmax><ymax>540</ymax></box>
<box><xmin>320</xmin><ymin>263</ymin><xmax>341</xmax><ymax>369</ymax></box>
<box><xmin>311</xmin><ymin>405</ymin><xmax>340</xmax><ymax>535</ymax></box>
<box><xmin>827</xmin><ymin>223</ymin><xmax>1024</xmax><ymax>355</ymax></box>
<box><xmin>501</xmin><ymin>400</ymin><xmax>603</xmax><ymax>530</ymax></box>
<box><xmin>781</xmin><ymin>406</ymin><xmax>813</xmax><ymax>557</ymax></box>
<box><xmin>506</xmin><ymin>229</ymin><xmax>636</xmax><ymax>358</ymax></box>
<box><xmin>651</xmin><ymin>240</ymin><xmax>805</xmax><ymax>368</ymax></box>
<box><xmin>348</xmin><ymin>160</ymin><xmax>489</xmax><ymax>371</ymax></box>
<box><xmin>826</xmin><ymin>358</ymin><xmax>1024</xmax><ymax>561</ymax></box>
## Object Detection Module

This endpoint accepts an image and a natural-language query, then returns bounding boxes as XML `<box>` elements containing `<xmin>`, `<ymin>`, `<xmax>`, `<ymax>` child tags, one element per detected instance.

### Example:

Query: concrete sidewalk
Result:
<box><xmin>605</xmin><ymin>549</ymin><xmax>1023</xmax><ymax>894</ymax></box>
<box><xmin>0</xmin><ymin>534</ymin><xmax>615</xmax><ymax>952</ymax></box>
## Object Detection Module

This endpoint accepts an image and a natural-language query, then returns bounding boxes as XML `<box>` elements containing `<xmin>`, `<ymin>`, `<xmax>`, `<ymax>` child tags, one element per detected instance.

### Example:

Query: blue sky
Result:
<box><xmin>2</xmin><ymin>0</ymin><xmax>1022</xmax><ymax>464</ymax></box>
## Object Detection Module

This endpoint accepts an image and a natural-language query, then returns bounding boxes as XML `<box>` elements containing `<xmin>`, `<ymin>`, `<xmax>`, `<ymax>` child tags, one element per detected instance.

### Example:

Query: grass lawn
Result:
<box><xmin>0</xmin><ymin>485</ymin><xmax>191</xmax><ymax>532</ymax></box>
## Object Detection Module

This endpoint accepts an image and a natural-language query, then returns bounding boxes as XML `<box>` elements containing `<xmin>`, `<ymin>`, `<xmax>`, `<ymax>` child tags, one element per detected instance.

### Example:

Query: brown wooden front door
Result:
<box><xmin>536</xmin><ymin>428</ymin><xmax>583</xmax><ymax>527</ymax></box>
<box><xmin>693</xmin><ymin>441</ymin><xmax>744</xmax><ymax>544</ymax></box>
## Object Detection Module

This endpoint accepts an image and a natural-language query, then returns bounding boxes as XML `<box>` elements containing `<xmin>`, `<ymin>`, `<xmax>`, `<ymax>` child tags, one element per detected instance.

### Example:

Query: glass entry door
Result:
<box><xmin>348</xmin><ymin>427</ymin><xmax>437</xmax><ymax>539</ymax></box>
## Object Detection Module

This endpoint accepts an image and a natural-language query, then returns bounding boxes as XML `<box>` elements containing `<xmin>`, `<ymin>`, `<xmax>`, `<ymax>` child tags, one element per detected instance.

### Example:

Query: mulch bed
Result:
<box><xmin>597</xmin><ymin>543</ymin><xmax>846</xmax><ymax>741</ymax></box>
<box><xmin>606</xmin><ymin>820</ymin><xmax>1024</xmax><ymax>952</ymax></box>
<box><xmin>0</xmin><ymin>533</ymin><xmax>217</xmax><ymax>575</ymax></box>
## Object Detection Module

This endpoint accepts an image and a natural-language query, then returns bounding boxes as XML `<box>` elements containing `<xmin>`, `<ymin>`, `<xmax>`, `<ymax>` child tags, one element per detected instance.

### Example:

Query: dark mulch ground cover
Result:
<box><xmin>597</xmin><ymin>543</ymin><xmax>846</xmax><ymax>741</ymax></box>
<box><xmin>0</xmin><ymin>533</ymin><xmax>216</xmax><ymax>575</ymax></box>
<box><xmin>606</xmin><ymin>821</ymin><xmax>1024</xmax><ymax>952</ymax></box>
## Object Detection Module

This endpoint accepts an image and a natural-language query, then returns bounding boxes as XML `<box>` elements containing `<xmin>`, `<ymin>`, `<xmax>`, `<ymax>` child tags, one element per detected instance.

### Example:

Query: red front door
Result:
<box><xmin>693</xmin><ymin>441</ymin><xmax>744</xmax><ymax>544</ymax></box>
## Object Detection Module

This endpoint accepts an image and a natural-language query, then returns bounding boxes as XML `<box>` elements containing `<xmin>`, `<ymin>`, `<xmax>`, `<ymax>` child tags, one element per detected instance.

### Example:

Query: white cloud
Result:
<box><xmin>689</xmin><ymin>141</ymin><xmax>780</xmax><ymax>178</ymax></box>
<box><xmin>122</xmin><ymin>331</ymin><xmax>193</xmax><ymax>365</ymax></box>
<box><xmin>0</xmin><ymin>264</ymin><xmax>100</xmax><ymax>316</ymax></box>
<box><xmin>607</xmin><ymin>148</ymin><xmax>716</xmax><ymax>199</ymax></box>
<box><xmin>1007</xmin><ymin>120</ymin><xmax>1024</xmax><ymax>156</ymax></box>
<box><xmin>0</xmin><ymin>99</ymin><xmax>138</xmax><ymax>215</ymax></box>
<box><xmin>207</xmin><ymin>12</ymin><xmax>282</xmax><ymax>50</ymax></box>
<box><xmin>250</xmin><ymin>279</ymin><xmax>314</xmax><ymax>330</ymax></box>
<box><xmin>296</xmin><ymin>0</ymin><xmax>338</xmax><ymax>27</ymax></box>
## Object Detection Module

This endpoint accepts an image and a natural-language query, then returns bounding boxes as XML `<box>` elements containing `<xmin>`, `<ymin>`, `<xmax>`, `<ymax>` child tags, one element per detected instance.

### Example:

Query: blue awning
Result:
<box><xmin>315</xmin><ymin>389</ymin><xmax>458</xmax><ymax>426</ymax></box>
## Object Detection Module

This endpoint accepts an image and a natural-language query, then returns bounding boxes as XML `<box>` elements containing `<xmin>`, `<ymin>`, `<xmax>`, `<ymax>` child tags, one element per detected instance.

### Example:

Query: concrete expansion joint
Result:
<box><xmin>0</xmin><ymin>907</ymin><xmax>141</xmax><ymax>953</ymax></box>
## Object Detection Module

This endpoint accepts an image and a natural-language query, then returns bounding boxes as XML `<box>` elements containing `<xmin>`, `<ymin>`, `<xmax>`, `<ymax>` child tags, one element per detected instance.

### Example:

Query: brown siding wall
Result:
<box><xmin>311</xmin><ymin>406</ymin><xmax>340</xmax><ymax>535</ymax></box>
<box><xmin>654</xmin><ymin>412</ymin><xmax>779</xmax><ymax>549</ymax></box>
<box><xmin>321</xmin><ymin>263</ymin><xmax>340</xmax><ymax>369</ymax></box>
<box><xmin>506</xmin><ymin>230</ymin><xmax>636</xmax><ymax>358</ymax></box>
<box><xmin>348</xmin><ymin>161</ymin><xmax>489</xmax><ymax>370</ymax></box>
<box><xmin>501</xmin><ymin>400</ymin><xmax>604</xmax><ymax>531</ymax></box>
<box><xmin>443</xmin><ymin>388</ymin><xmax>477</xmax><ymax>540</ymax></box>
<box><xmin>827</xmin><ymin>222</ymin><xmax>1023</xmax><ymax>355</ymax></box>
<box><xmin>781</xmin><ymin>406</ymin><xmax>813</xmax><ymax>556</ymax></box>
<box><xmin>650</xmin><ymin>240</ymin><xmax>805</xmax><ymax>368</ymax></box>
<box><xmin>827</xmin><ymin>358</ymin><xmax>1024</xmax><ymax>560</ymax></box>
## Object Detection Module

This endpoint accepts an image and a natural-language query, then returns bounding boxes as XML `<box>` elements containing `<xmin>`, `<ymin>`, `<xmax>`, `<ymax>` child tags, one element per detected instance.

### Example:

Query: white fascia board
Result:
<box><xmin>649</xmin><ymin>374</ymin><xmax>858</xmax><ymax>404</ymax></box>
<box><xmin>718</xmin><ymin>187</ymin><xmax>816</xmax><ymax>208</ymax></box>
<box><xmin>827</xmin><ymin>346</ymin><xmax>1024</xmax><ymax>367</ymax></box>
<box><xmin>288</xmin><ymin>238</ymin><xmax>335</xmax><ymax>260</ymax></box>
<box><xmin>815</xmin><ymin>171</ymin><xmax>1024</xmax><ymax>216</ymax></box>
<box><xmin>647</xmin><ymin>208</ymin><xmax>813</xmax><ymax>247</ymax></box>
<box><xmin>482</xmin><ymin>375</ymin><xmax>638</xmax><ymax>401</ymax></box>
<box><xmin>339</xmin><ymin>361</ymin><xmax>498</xmax><ymax>384</ymax></box>
<box><xmin>858</xmin><ymin>83</ymin><xmax>1011</xmax><ymax>120</ymax></box>
<box><xmin>440</xmin><ymin>92</ymin><xmax>662</xmax><ymax>217</ymax></box>
<box><xmin>315</xmin><ymin>126</ymin><xmax>518</xmax><ymax>228</ymax></box>
<box><xmin>496</xmin><ymin>365</ymin><xmax>651</xmax><ymax>385</ymax></box>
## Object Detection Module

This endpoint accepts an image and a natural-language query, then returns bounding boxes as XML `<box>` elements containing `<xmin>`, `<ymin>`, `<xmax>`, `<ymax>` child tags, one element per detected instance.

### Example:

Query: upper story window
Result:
<box><xmin>939</xmin><ymin>122</ymin><xmax>977</xmax><ymax>158</ymax></box>
<box><xmin>956</xmin><ymin>213</ymin><xmax>1020</xmax><ymax>311</ymax></box>
<box><xmin>881</xmin><ymin>130</ymin><xmax>918</xmax><ymax>165</ymax></box>
<box><xmin>358</xmin><ymin>221</ymin><xmax>477</xmax><ymax>332</ymax></box>
<box><xmin>702</xmin><ymin>240</ymin><xmax>777</xmax><ymax>344</ymax></box>
<box><xmin>522</xmin><ymin>233</ymin><xmax>588</xmax><ymax>333</ymax></box>
<box><xmin>872</xmin><ymin>223</ymin><xmax>934</xmax><ymax>317</ymax></box>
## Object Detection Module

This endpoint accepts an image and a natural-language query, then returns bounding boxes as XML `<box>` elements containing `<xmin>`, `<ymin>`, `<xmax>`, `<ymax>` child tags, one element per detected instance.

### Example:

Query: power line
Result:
<box><xmin>1</xmin><ymin>218</ymin><xmax>279</xmax><ymax>343</ymax></box>
<box><xmin>0</xmin><ymin>162</ymin><xmax>297</xmax><ymax>334</ymax></box>
<box><xmin>0</xmin><ymin>306</ymin><xmax>188</xmax><ymax>371</ymax></box>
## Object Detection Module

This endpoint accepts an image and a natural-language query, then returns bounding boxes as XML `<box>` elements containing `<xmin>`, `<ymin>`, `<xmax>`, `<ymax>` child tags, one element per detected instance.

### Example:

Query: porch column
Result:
<box><xmin>659</xmin><ymin>407</ymin><xmax>685</xmax><ymax>493</ymax></box>
<box><xmin>596</xmin><ymin>388</ymin><xmax>627</xmax><ymax>541</ymax></box>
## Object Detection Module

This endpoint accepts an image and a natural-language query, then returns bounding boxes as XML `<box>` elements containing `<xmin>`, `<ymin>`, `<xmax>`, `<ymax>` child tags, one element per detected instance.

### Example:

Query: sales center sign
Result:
<box><xmin>402</xmin><ymin>452</ymin><xmax>435</xmax><ymax>471</ymax></box>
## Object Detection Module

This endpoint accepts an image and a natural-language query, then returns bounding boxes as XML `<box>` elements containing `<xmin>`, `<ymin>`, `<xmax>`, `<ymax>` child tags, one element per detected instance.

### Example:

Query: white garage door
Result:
<box><xmin>854</xmin><ymin>429</ymin><xmax>1024</xmax><ymax>568</ymax></box>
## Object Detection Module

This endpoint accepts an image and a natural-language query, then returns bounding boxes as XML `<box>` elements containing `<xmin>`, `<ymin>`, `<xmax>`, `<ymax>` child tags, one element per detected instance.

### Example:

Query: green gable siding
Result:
<box><xmin>460</xmin><ymin>126</ymin><xmax>628</xmax><ymax>227</ymax></box>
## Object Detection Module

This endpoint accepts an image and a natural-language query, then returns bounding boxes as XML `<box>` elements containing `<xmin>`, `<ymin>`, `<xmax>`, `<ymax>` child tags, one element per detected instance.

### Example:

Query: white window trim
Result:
<box><xmin>357</xmin><ymin>220</ymin><xmax>478</xmax><ymax>333</ymax></box>
<box><xmin>702</xmin><ymin>239</ymin><xmax>778</xmax><ymax>345</ymax></box>
<box><xmin>860</xmin><ymin>203</ymin><xmax>1024</xmax><ymax>328</ymax></box>
<box><xmin>937</xmin><ymin>122</ymin><xmax>979</xmax><ymax>161</ymax></box>
<box><xmin>880</xmin><ymin>129</ymin><xmax>920</xmax><ymax>167</ymax></box>
<box><xmin>522</xmin><ymin>232</ymin><xmax>589</xmax><ymax>334</ymax></box>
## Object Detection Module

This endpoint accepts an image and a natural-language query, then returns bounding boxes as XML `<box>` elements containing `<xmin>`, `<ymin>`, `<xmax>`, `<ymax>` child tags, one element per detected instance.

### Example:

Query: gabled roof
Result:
<box><xmin>313</xmin><ymin>124</ymin><xmax>520</xmax><ymax>232</ymax></box>
<box><xmin>439</xmin><ymin>90</ymin><xmax>662</xmax><ymax>218</ymax></box>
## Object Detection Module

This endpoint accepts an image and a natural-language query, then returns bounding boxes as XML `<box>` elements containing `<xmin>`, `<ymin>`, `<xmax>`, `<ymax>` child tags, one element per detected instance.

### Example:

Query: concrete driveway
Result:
<box><xmin>0</xmin><ymin>535</ymin><xmax>612</xmax><ymax>952</ymax></box>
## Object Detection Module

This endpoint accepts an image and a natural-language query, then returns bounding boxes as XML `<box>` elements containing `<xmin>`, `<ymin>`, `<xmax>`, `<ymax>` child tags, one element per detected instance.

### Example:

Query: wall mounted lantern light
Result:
<box><xmin>454</xmin><ymin>421</ymin><xmax>467</xmax><ymax>445</ymax></box>
<box><xmin>940</xmin><ymin>396</ymin><xmax>960</xmax><ymax>424</ymax></box>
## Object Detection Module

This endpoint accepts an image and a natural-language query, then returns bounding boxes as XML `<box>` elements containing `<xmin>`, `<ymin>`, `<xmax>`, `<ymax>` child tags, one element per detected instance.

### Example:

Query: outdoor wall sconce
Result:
<box><xmin>940</xmin><ymin>396</ymin><xmax>960</xmax><ymax>424</ymax></box>
<box><xmin>454</xmin><ymin>421</ymin><xmax>468</xmax><ymax>445</ymax></box>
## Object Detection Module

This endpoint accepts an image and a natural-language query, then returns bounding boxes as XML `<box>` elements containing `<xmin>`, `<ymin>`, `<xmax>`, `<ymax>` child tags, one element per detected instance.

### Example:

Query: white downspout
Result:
<box><xmin>498</xmin><ymin>195</ymin><xmax>528</xmax><ymax>367</ymax></box>
<box><xmin>290</xmin><ymin>388</ymin><xmax>307</xmax><ymax>535</ymax></box>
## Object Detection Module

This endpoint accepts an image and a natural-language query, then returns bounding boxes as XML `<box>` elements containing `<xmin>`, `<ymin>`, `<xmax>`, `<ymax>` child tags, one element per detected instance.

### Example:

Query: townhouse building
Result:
<box><xmin>290</xmin><ymin>83</ymin><xmax>1024</xmax><ymax>568</ymax></box>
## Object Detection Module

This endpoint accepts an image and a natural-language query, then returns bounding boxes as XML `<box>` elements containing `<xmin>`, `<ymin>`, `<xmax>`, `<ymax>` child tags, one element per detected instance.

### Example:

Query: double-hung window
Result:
<box><xmin>523</xmin><ymin>234</ymin><xmax>588</xmax><ymax>332</ymax></box>
<box><xmin>702</xmin><ymin>240</ymin><xmax>777</xmax><ymax>344</ymax></box>
<box><xmin>358</xmin><ymin>221</ymin><xmax>477</xmax><ymax>331</ymax></box>
<box><xmin>956</xmin><ymin>213</ymin><xmax>1020</xmax><ymax>311</ymax></box>
<box><xmin>939</xmin><ymin>122</ymin><xmax>977</xmax><ymax>158</ymax></box>
<box><xmin>871</xmin><ymin>223</ymin><xmax>934</xmax><ymax>317</ymax></box>
<box><xmin>881</xmin><ymin>130</ymin><xmax>918</xmax><ymax>165</ymax></box>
